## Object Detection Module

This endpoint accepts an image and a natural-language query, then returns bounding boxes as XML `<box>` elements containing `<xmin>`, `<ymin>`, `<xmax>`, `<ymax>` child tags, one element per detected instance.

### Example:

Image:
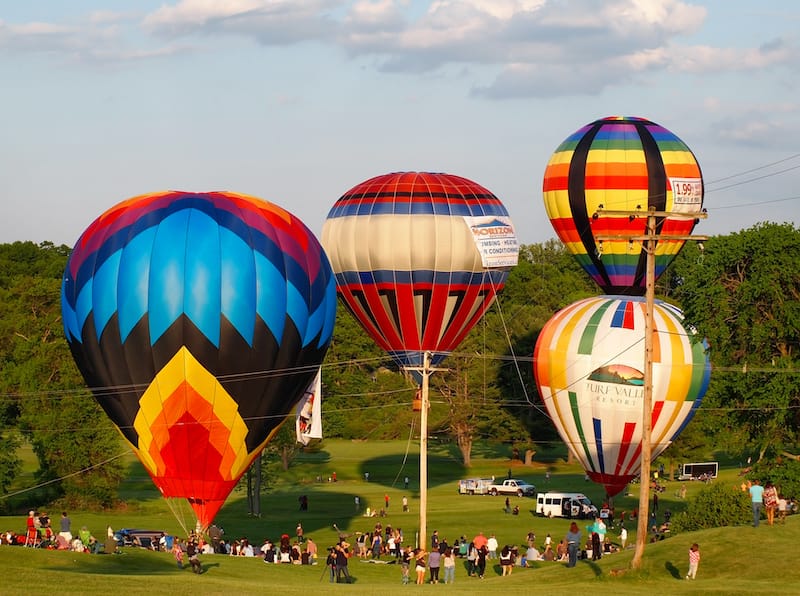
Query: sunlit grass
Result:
<box><xmin>1</xmin><ymin>440</ymin><xmax>796</xmax><ymax>594</ymax></box>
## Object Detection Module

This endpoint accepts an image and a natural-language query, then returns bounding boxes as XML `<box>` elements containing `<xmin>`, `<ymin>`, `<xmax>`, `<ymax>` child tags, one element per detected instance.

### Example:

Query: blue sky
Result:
<box><xmin>1</xmin><ymin>0</ymin><xmax>798</xmax><ymax>247</ymax></box>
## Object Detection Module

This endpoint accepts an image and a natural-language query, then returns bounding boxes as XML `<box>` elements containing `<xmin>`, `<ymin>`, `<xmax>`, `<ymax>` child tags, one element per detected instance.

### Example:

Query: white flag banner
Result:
<box><xmin>296</xmin><ymin>369</ymin><xmax>322</xmax><ymax>445</ymax></box>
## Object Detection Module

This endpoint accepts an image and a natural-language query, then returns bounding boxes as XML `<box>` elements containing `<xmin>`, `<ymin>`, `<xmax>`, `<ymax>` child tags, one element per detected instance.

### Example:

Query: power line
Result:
<box><xmin>705</xmin><ymin>153</ymin><xmax>800</xmax><ymax>186</ymax></box>
<box><xmin>704</xmin><ymin>162</ymin><xmax>800</xmax><ymax>194</ymax></box>
<box><xmin>709</xmin><ymin>194</ymin><xmax>800</xmax><ymax>210</ymax></box>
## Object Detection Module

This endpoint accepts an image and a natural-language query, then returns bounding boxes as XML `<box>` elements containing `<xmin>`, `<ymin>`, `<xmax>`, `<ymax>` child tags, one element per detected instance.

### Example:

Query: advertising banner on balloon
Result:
<box><xmin>296</xmin><ymin>369</ymin><xmax>322</xmax><ymax>445</ymax></box>
<box><xmin>533</xmin><ymin>295</ymin><xmax>710</xmax><ymax>496</ymax></box>
<box><xmin>463</xmin><ymin>215</ymin><xmax>519</xmax><ymax>268</ymax></box>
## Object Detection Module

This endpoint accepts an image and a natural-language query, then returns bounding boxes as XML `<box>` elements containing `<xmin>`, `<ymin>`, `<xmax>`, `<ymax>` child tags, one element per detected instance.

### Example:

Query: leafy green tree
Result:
<box><xmin>0</xmin><ymin>242</ymin><xmax>125</xmax><ymax>507</ymax></box>
<box><xmin>669</xmin><ymin>223</ymin><xmax>800</xmax><ymax>461</ymax></box>
<box><xmin>748</xmin><ymin>457</ymin><xmax>800</xmax><ymax>501</ymax></box>
<box><xmin>319</xmin><ymin>240</ymin><xmax>597</xmax><ymax>449</ymax></box>
<box><xmin>240</xmin><ymin>420</ymin><xmax>302</xmax><ymax>515</ymax></box>
<box><xmin>669</xmin><ymin>481</ymin><xmax>751</xmax><ymax>532</ymax></box>
<box><xmin>430</xmin><ymin>350</ymin><xmax>527</xmax><ymax>466</ymax></box>
<box><xmin>494</xmin><ymin>241</ymin><xmax>597</xmax><ymax>447</ymax></box>
<box><xmin>322</xmin><ymin>307</ymin><xmax>416</xmax><ymax>439</ymax></box>
<box><xmin>656</xmin><ymin>415</ymin><xmax>715</xmax><ymax>480</ymax></box>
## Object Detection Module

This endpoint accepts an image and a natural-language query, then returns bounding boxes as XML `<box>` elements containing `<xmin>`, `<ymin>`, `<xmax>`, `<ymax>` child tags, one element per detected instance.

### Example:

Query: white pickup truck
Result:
<box><xmin>487</xmin><ymin>478</ymin><xmax>536</xmax><ymax>497</ymax></box>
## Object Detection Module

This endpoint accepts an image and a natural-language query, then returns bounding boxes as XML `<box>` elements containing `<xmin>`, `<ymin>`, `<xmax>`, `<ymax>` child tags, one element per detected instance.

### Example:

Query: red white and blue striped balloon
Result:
<box><xmin>533</xmin><ymin>295</ymin><xmax>710</xmax><ymax>496</ymax></box>
<box><xmin>322</xmin><ymin>172</ymin><xmax>518</xmax><ymax>370</ymax></box>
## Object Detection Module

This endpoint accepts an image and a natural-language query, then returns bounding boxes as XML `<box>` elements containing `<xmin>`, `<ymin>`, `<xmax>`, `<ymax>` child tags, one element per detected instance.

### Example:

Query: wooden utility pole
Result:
<box><xmin>419</xmin><ymin>351</ymin><xmax>430</xmax><ymax>549</ymax></box>
<box><xmin>406</xmin><ymin>351</ymin><xmax>446</xmax><ymax>549</ymax></box>
<box><xmin>595</xmin><ymin>206</ymin><xmax>706</xmax><ymax>569</ymax></box>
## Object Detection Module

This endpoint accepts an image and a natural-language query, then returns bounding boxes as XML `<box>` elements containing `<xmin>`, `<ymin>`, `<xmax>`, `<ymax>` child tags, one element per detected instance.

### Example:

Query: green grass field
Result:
<box><xmin>1</xmin><ymin>440</ymin><xmax>797</xmax><ymax>595</ymax></box>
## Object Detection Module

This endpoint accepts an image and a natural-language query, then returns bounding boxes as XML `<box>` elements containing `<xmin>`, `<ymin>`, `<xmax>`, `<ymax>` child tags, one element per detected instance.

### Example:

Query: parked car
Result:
<box><xmin>487</xmin><ymin>478</ymin><xmax>536</xmax><ymax>497</ymax></box>
<box><xmin>114</xmin><ymin>528</ymin><xmax>165</xmax><ymax>549</ymax></box>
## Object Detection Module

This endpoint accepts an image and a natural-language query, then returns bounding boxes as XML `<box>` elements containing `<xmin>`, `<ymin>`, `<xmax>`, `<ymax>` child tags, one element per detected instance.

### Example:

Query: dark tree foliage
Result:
<box><xmin>322</xmin><ymin>307</ymin><xmax>417</xmax><ymax>439</ymax></box>
<box><xmin>0</xmin><ymin>242</ymin><xmax>125</xmax><ymax>509</ymax></box>
<box><xmin>669</xmin><ymin>481</ymin><xmax>752</xmax><ymax>533</ymax></box>
<box><xmin>748</xmin><ymin>457</ymin><xmax>800</xmax><ymax>501</ymax></box>
<box><xmin>667</xmin><ymin>222</ymin><xmax>800</xmax><ymax>463</ymax></box>
<box><xmin>10</xmin><ymin>226</ymin><xmax>795</xmax><ymax>491</ymax></box>
<box><xmin>493</xmin><ymin>241</ymin><xmax>598</xmax><ymax>446</ymax></box>
<box><xmin>319</xmin><ymin>241</ymin><xmax>598</xmax><ymax>461</ymax></box>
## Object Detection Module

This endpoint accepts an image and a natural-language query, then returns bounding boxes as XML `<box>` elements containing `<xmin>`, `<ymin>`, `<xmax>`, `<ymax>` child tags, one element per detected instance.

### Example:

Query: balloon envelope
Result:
<box><xmin>61</xmin><ymin>191</ymin><xmax>337</xmax><ymax>527</ymax></box>
<box><xmin>533</xmin><ymin>295</ymin><xmax>710</xmax><ymax>496</ymax></box>
<box><xmin>322</xmin><ymin>171</ymin><xmax>518</xmax><ymax>369</ymax></box>
<box><xmin>543</xmin><ymin>116</ymin><xmax>703</xmax><ymax>294</ymax></box>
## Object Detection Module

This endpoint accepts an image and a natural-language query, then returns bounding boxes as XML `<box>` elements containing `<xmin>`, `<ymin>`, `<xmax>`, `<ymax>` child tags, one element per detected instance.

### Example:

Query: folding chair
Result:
<box><xmin>24</xmin><ymin>527</ymin><xmax>40</xmax><ymax>548</ymax></box>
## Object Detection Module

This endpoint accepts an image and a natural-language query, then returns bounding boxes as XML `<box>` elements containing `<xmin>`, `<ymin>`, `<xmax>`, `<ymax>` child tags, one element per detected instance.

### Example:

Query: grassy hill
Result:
<box><xmin>1</xmin><ymin>439</ymin><xmax>797</xmax><ymax>594</ymax></box>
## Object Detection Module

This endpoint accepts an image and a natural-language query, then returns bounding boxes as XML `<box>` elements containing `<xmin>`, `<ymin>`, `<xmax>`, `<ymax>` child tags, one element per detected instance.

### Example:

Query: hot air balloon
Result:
<box><xmin>321</xmin><ymin>171</ymin><xmax>519</xmax><ymax>370</ymax></box>
<box><xmin>542</xmin><ymin>116</ymin><xmax>703</xmax><ymax>294</ymax></box>
<box><xmin>533</xmin><ymin>295</ymin><xmax>710</xmax><ymax>496</ymax></box>
<box><xmin>61</xmin><ymin>190</ymin><xmax>337</xmax><ymax>528</ymax></box>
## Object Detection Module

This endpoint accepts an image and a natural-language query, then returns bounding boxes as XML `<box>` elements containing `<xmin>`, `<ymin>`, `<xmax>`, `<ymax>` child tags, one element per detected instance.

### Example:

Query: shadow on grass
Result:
<box><xmin>45</xmin><ymin>556</ymin><xmax>186</xmax><ymax>576</ymax></box>
<box><xmin>198</xmin><ymin>562</ymin><xmax>221</xmax><ymax>574</ymax></box>
<box><xmin>359</xmin><ymin>453</ymin><xmax>467</xmax><ymax>491</ymax></box>
<box><xmin>583</xmin><ymin>558</ymin><xmax>603</xmax><ymax>577</ymax></box>
<box><xmin>665</xmin><ymin>559</ymin><xmax>681</xmax><ymax>579</ymax></box>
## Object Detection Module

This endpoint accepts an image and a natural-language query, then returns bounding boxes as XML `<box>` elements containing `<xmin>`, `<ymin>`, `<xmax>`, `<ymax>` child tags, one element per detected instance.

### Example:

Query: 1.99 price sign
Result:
<box><xmin>670</xmin><ymin>177</ymin><xmax>702</xmax><ymax>207</ymax></box>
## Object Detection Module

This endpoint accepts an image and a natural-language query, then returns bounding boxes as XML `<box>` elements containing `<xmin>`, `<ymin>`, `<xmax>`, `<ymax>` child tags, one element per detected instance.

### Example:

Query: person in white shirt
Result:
<box><xmin>487</xmin><ymin>534</ymin><xmax>498</xmax><ymax>559</ymax></box>
<box><xmin>525</xmin><ymin>544</ymin><xmax>540</xmax><ymax>566</ymax></box>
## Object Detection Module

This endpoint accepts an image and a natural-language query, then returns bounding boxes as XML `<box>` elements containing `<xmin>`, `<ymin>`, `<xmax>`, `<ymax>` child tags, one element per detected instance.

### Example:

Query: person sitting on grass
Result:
<box><xmin>525</xmin><ymin>543</ymin><xmax>541</xmax><ymax>566</ymax></box>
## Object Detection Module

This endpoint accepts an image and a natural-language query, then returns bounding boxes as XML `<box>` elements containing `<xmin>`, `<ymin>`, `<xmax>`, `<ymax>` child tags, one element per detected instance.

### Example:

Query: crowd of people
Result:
<box><xmin>1</xmin><ymin>510</ymin><xmax>118</xmax><ymax>554</ymax></box>
<box><xmin>340</xmin><ymin>523</ymin><xmax>631</xmax><ymax>584</ymax></box>
<box><xmin>11</xmin><ymin>471</ymin><xmax>793</xmax><ymax>583</ymax></box>
<box><xmin>747</xmin><ymin>479</ymin><xmax>794</xmax><ymax>527</ymax></box>
<box><xmin>4</xmin><ymin>506</ymin><xmax>638</xmax><ymax>581</ymax></box>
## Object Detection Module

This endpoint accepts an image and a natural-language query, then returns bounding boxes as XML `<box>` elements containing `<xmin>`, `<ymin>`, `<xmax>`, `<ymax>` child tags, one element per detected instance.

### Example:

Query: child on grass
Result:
<box><xmin>172</xmin><ymin>541</ymin><xmax>184</xmax><ymax>569</ymax></box>
<box><xmin>686</xmin><ymin>543</ymin><xmax>700</xmax><ymax>580</ymax></box>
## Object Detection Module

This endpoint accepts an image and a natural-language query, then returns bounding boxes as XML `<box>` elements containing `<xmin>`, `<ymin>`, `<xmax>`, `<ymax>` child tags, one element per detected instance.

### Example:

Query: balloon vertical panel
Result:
<box><xmin>62</xmin><ymin>191</ymin><xmax>337</xmax><ymax>527</ymax></box>
<box><xmin>542</xmin><ymin>116</ymin><xmax>703</xmax><ymax>295</ymax></box>
<box><xmin>533</xmin><ymin>295</ymin><xmax>710</xmax><ymax>496</ymax></box>
<box><xmin>322</xmin><ymin>172</ymin><xmax>518</xmax><ymax>370</ymax></box>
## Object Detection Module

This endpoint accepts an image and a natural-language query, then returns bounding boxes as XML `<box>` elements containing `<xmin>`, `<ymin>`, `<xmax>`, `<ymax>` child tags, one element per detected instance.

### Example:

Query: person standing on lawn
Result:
<box><xmin>686</xmin><ymin>543</ymin><xmax>700</xmax><ymax>580</ymax></box>
<box><xmin>749</xmin><ymin>480</ymin><xmax>765</xmax><ymax>527</ymax></box>
<box><xmin>565</xmin><ymin>522</ymin><xmax>581</xmax><ymax>568</ymax></box>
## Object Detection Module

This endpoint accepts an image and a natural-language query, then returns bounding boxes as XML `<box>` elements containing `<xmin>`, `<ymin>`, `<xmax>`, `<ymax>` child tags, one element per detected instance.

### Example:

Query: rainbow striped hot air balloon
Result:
<box><xmin>61</xmin><ymin>191</ymin><xmax>337</xmax><ymax>528</ymax></box>
<box><xmin>543</xmin><ymin>116</ymin><xmax>703</xmax><ymax>294</ymax></box>
<box><xmin>322</xmin><ymin>171</ymin><xmax>518</xmax><ymax>370</ymax></box>
<box><xmin>533</xmin><ymin>295</ymin><xmax>710</xmax><ymax>496</ymax></box>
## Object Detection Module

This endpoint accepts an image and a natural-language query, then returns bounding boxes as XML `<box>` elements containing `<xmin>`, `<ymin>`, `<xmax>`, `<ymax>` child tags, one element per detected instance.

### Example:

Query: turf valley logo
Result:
<box><xmin>585</xmin><ymin>364</ymin><xmax>644</xmax><ymax>408</ymax></box>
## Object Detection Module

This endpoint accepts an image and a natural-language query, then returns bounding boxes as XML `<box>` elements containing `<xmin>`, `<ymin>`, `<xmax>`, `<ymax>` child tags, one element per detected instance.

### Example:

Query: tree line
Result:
<box><xmin>0</xmin><ymin>221</ymin><xmax>798</xmax><ymax>510</ymax></box>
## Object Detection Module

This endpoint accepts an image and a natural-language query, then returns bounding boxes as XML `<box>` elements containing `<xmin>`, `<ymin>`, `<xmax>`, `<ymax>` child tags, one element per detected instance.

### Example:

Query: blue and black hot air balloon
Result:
<box><xmin>61</xmin><ymin>190</ymin><xmax>337</xmax><ymax>528</ymax></box>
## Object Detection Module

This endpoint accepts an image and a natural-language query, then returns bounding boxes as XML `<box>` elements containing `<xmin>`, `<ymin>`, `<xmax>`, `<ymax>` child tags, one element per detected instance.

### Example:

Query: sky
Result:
<box><xmin>1</xmin><ymin>0</ymin><xmax>798</xmax><ymax>247</ymax></box>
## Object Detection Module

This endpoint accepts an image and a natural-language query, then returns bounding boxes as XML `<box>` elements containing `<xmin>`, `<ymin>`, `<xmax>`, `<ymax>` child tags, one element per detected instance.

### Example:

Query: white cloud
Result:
<box><xmin>669</xmin><ymin>40</ymin><xmax>796</xmax><ymax>73</ymax></box>
<box><xmin>0</xmin><ymin>14</ymin><xmax>190</xmax><ymax>65</ymax></box>
<box><xmin>2</xmin><ymin>1</ymin><xmax>796</xmax><ymax>99</ymax></box>
<box><xmin>701</xmin><ymin>98</ymin><xmax>800</xmax><ymax>149</ymax></box>
<box><xmin>611</xmin><ymin>0</ymin><xmax>705</xmax><ymax>33</ymax></box>
<box><xmin>143</xmin><ymin>0</ymin><xmax>266</xmax><ymax>32</ymax></box>
<box><xmin>143</xmin><ymin>0</ymin><xmax>341</xmax><ymax>44</ymax></box>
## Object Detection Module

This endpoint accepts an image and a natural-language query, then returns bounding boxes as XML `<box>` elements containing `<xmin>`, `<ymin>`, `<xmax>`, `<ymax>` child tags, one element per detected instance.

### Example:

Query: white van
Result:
<box><xmin>536</xmin><ymin>492</ymin><xmax>598</xmax><ymax>519</ymax></box>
